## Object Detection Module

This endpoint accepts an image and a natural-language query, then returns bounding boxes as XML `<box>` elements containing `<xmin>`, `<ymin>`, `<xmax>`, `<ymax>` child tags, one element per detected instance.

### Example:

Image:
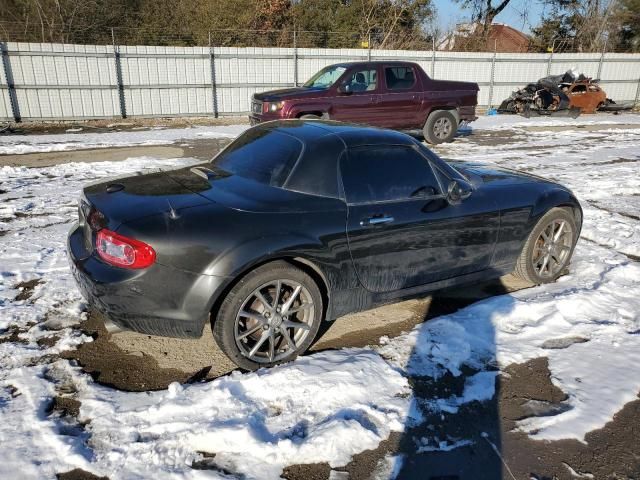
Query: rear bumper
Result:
<box><xmin>458</xmin><ymin>105</ymin><xmax>478</xmax><ymax>122</ymax></box>
<box><xmin>67</xmin><ymin>223</ymin><xmax>226</xmax><ymax>338</ymax></box>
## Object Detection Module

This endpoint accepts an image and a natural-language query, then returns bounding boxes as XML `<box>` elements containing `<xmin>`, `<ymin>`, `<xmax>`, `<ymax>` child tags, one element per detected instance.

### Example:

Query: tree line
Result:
<box><xmin>0</xmin><ymin>0</ymin><xmax>637</xmax><ymax>52</ymax></box>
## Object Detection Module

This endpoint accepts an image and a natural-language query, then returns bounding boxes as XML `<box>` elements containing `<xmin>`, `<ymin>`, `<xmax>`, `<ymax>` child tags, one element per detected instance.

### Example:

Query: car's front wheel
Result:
<box><xmin>213</xmin><ymin>261</ymin><xmax>323</xmax><ymax>370</ymax></box>
<box><xmin>513</xmin><ymin>207</ymin><xmax>578</xmax><ymax>284</ymax></box>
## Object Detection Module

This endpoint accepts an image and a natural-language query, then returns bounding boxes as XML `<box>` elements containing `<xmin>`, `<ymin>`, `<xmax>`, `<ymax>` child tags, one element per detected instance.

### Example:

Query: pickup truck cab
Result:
<box><xmin>249</xmin><ymin>61</ymin><xmax>478</xmax><ymax>143</ymax></box>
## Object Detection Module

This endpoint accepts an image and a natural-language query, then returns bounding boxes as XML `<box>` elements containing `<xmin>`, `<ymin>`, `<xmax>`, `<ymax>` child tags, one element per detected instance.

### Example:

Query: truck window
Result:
<box><xmin>385</xmin><ymin>67</ymin><xmax>416</xmax><ymax>90</ymax></box>
<box><xmin>345</xmin><ymin>69</ymin><xmax>377</xmax><ymax>92</ymax></box>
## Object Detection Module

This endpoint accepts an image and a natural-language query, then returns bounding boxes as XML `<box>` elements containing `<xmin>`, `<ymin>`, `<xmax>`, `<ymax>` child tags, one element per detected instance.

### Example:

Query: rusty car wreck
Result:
<box><xmin>498</xmin><ymin>69</ymin><xmax>631</xmax><ymax>117</ymax></box>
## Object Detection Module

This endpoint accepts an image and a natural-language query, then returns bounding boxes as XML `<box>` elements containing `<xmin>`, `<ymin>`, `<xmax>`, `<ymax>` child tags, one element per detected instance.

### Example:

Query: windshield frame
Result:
<box><xmin>303</xmin><ymin>65</ymin><xmax>348</xmax><ymax>89</ymax></box>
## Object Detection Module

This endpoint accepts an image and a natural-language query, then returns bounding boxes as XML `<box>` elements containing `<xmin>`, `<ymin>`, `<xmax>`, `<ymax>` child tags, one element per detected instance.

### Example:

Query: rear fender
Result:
<box><xmin>204</xmin><ymin>234</ymin><xmax>343</xmax><ymax>319</ymax></box>
<box><xmin>425</xmin><ymin>107</ymin><xmax>460</xmax><ymax>125</ymax></box>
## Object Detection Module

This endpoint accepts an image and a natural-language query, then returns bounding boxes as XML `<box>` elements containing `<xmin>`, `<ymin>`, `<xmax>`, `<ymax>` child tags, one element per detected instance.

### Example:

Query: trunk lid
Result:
<box><xmin>81</xmin><ymin>168</ymin><xmax>211</xmax><ymax>228</ymax></box>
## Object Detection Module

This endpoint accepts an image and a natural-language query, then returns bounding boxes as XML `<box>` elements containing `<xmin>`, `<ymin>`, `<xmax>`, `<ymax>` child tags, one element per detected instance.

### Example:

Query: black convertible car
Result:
<box><xmin>68</xmin><ymin>120</ymin><xmax>582</xmax><ymax>370</ymax></box>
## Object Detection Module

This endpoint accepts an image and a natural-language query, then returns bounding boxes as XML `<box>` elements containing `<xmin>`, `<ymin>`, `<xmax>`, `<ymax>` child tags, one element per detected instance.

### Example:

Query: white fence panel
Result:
<box><xmin>120</xmin><ymin>46</ymin><xmax>211</xmax><ymax>116</ymax></box>
<box><xmin>298</xmin><ymin>48</ymin><xmax>367</xmax><ymax>81</ymax></box>
<box><xmin>548</xmin><ymin>53</ymin><xmax>601</xmax><ymax>78</ymax></box>
<box><xmin>6</xmin><ymin>42</ymin><xmax>119</xmax><ymax>119</ymax></box>
<box><xmin>1</xmin><ymin>42</ymin><xmax>638</xmax><ymax>121</ymax></box>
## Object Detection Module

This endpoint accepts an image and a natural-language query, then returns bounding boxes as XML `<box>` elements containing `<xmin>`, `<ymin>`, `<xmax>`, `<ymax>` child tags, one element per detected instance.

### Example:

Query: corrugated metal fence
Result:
<box><xmin>1</xmin><ymin>41</ymin><xmax>639</xmax><ymax>122</ymax></box>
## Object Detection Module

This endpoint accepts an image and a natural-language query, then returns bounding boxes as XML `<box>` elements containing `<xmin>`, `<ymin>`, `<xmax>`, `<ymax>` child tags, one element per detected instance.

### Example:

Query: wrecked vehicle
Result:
<box><xmin>498</xmin><ymin>70</ymin><xmax>583</xmax><ymax>117</ymax></box>
<box><xmin>498</xmin><ymin>69</ymin><xmax>632</xmax><ymax>117</ymax></box>
<box><xmin>565</xmin><ymin>80</ymin><xmax>606</xmax><ymax>114</ymax></box>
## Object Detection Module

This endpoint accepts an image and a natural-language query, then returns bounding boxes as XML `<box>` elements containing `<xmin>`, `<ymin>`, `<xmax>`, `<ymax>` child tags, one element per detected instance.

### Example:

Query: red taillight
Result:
<box><xmin>96</xmin><ymin>229</ymin><xmax>156</xmax><ymax>269</ymax></box>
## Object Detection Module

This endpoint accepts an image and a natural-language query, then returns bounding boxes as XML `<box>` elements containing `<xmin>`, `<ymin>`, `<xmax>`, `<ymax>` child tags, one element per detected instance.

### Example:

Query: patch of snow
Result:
<box><xmin>416</xmin><ymin>436</ymin><xmax>473</xmax><ymax>453</ymax></box>
<box><xmin>0</xmin><ymin>125</ymin><xmax>247</xmax><ymax>155</ymax></box>
<box><xmin>370</xmin><ymin>453</ymin><xmax>404</xmax><ymax>480</ymax></box>
<box><xmin>469</xmin><ymin>112</ymin><xmax>640</xmax><ymax>131</ymax></box>
<box><xmin>76</xmin><ymin>350</ymin><xmax>413</xmax><ymax>479</ymax></box>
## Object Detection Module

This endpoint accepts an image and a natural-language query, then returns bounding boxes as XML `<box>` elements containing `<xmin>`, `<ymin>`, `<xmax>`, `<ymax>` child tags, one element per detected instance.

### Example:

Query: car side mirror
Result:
<box><xmin>447</xmin><ymin>179</ymin><xmax>473</xmax><ymax>205</ymax></box>
<box><xmin>338</xmin><ymin>83</ymin><xmax>352</xmax><ymax>95</ymax></box>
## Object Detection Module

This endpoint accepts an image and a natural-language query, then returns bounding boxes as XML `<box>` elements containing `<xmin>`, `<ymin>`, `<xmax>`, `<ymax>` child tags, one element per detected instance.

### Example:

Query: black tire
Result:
<box><xmin>299</xmin><ymin>114</ymin><xmax>322</xmax><ymax>120</ymax></box>
<box><xmin>513</xmin><ymin>207</ymin><xmax>578</xmax><ymax>284</ymax></box>
<box><xmin>423</xmin><ymin>110</ymin><xmax>458</xmax><ymax>144</ymax></box>
<box><xmin>213</xmin><ymin>261</ymin><xmax>323</xmax><ymax>370</ymax></box>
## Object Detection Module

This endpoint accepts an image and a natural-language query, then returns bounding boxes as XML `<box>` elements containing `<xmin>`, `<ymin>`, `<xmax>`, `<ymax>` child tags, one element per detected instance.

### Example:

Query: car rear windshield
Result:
<box><xmin>210</xmin><ymin>128</ymin><xmax>303</xmax><ymax>187</ymax></box>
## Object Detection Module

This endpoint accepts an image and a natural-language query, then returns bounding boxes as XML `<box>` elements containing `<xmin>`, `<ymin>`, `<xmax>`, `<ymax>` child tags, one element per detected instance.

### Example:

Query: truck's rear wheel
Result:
<box><xmin>423</xmin><ymin>110</ymin><xmax>458</xmax><ymax>144</ymax></box>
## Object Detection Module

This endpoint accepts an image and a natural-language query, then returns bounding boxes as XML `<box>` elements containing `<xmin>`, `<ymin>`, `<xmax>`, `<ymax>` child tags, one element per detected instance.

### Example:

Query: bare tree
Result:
<box><xmin>457</xmin><ymin>0</ymin><xmax>514</xmax><ymax>32</ymax></box>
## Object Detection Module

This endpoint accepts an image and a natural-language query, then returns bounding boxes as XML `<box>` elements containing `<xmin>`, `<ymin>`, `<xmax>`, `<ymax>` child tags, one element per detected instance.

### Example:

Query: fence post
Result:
<box><xmin>1</xmin><ymin>41</ymin><xmax>21</xmax><ymax>122</ymax></box>
<box><xmin>596</xmin><ymin>40</ymin><xmax>607</xmax><ymax>80</ymax></box>
<box><xmin>111</xmin><ymin>29</ymin><xmax>127</xmax><ymax>119</ymax></box>
<box><xmin>367</xmin><ymin>32</ymin><xmax>371</xmax><ymax>62</ymax></box>
<box><xmin>487</xmin><ymin>40</ymin><xmax>497</xmax><ymax>109</ymax></box>
<box><xmin>634</xmin><ymin>76</ymin><xmax>640</xmax><ymax>108</ymax></box>
<box><xmin>431</xmin><ymin>37</ymin><xmax>436</xmax><ymax>77</ymax></box>
<box><xmin>546</xmin><ymin>38</ymin><xmax>556</xmax><ymax>76</ymax></box>
<box><xmin>209</xmin><ymin>32</ymin><xmax>219</xmax><ymax>118</ymax></box>
<box><xmin>293</xmin><ymin>29</ymin><xmax>298</xmax><ymax>87</ymax></box>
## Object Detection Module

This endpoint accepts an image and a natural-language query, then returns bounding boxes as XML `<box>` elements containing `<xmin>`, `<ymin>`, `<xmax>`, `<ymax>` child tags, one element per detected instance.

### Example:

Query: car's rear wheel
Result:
<box><xmin>213</xmin><ymin>261</ymin><xmax>323</xmax><ymax>370</ymax></box>
<box><xmin>423</xmin><ymin>110</ymin><xmax>458</xmax><ymax>144</ymax></box>
<box><xmin>513</xmin><ymin>207</ymin><xmax>577</xmax><ymax>284</ymax></box>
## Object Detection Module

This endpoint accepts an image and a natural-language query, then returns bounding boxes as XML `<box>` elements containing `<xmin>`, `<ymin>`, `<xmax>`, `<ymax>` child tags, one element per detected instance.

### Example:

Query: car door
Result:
<box><xmin>373</xmin><ymin>65</ymin><xmax>423</xmax><ymax>129</ymax></box>
<box><xmin>330</xmin><ymin>66</ymin><xmax>379</xmax><ymax>125</ymax></box>
<box><xmin>341</xmin><ymin>145</ymin><xmax>500</xmax><ymax>293</ymax></box>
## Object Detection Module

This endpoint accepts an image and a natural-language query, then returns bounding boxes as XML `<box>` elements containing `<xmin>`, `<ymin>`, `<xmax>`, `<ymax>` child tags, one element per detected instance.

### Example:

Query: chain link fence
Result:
<box><xmin>1</xmin><ymin>26</ymin><xmax>639</xmax><ymax>122</ymax></box>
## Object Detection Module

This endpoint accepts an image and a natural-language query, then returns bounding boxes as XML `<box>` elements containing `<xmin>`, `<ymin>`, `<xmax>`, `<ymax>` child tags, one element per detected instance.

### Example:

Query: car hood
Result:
<box><xmin>447</xmin><ymin>159</ymin><xmax>552</xmax><ymax>186</ymax></box>
<box><xmin>253</xmin><ymin>86</ymin><xmax>327</xmax><ymax>102</ymax></box>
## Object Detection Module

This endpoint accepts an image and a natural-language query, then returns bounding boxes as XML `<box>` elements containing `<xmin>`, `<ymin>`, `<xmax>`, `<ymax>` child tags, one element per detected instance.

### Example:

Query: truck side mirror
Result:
<box><xmin>338</xmin><ymin>83</ymin><xmax>352</xmax><ymax>95</ymax></box>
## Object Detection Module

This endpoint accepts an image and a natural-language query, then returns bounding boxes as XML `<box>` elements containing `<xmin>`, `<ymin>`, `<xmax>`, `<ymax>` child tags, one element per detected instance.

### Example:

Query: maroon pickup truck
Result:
<box><xmin>249</xmin><ymin>61</ymin><xmax>478</xmax><ymax>144</ymax></box>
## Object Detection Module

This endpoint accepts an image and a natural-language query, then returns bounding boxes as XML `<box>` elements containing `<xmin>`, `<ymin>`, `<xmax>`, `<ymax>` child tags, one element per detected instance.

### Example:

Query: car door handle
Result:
<box><xmin>360</xmin><ymin>215</ymin><xmax>394</xmax><ymax>227</ymax></box>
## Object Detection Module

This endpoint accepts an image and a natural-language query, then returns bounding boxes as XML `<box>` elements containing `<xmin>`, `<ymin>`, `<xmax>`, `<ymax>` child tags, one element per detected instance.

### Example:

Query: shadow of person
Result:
<box><xmin>390</xmin><ymin>274</ymin><xmax>517</xmax><ymax>480</ymax></box>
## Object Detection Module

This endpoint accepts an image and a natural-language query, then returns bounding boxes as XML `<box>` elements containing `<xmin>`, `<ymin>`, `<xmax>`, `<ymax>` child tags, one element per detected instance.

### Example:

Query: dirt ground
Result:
<box><xmin>6</xmin><ymin>120</ymin><xmax>640</xmax><ymax>480</ymax></box>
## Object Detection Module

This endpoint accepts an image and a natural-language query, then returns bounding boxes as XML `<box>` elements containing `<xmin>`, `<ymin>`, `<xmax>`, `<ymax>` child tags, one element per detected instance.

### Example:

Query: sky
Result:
<box><xmin>433</xmin><ymin>0</ymin><xmax>546</xmax><ymax>34</ymax></box>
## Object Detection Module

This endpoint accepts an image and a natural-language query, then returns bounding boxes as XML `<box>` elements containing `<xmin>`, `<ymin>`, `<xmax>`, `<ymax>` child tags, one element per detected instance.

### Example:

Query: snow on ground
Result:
<box><xmin>0</xmin><ymin>113</ymin><xmax>639</xmax><ymax>478</ymax></box>
<box><xmin>469</xmin><ymin>112</ymin><xmax>640</xmax><ymax>130</ymax></box>
<box><xmin>451</xmin><ymin>114</ymin><xmax>640</xmax><ymax>259</ymax></box>
<box><xmin>0</xmin><ymin>125</ymin><xmax>248</xmax><ymax>155</ymax></box>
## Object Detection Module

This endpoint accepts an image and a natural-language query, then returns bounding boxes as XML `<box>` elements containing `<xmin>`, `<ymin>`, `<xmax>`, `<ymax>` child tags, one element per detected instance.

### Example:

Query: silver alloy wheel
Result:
<box><xmin>234</xmin><ymin>280</ymin><xmax>315</xmax><ymax>363</ymax></box>
<box><xmin>433</xmin><ymin>117</ymin><xmax>453</xmax><ymax>139</ymax></box>
<box><xmin>532</xmin><ymin>219</ymin><xmax>574</xmax><ymax>278</ymax></box>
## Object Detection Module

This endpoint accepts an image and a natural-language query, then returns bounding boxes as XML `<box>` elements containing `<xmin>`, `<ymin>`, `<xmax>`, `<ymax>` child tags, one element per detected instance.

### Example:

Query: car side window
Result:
<box><xmin>385</xmin><ymin>67</ymin><xmax>416</xmax><ymax>90</ymax></box>
<box><xmin>341</xmin><ymin>146</ymin><xmax>441</xmax><ymax>204</ymax></box>
<box><xmin>345</xmin><ymin>68</ymin><xmax>377</xmax><ymax>92</ymax></box>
